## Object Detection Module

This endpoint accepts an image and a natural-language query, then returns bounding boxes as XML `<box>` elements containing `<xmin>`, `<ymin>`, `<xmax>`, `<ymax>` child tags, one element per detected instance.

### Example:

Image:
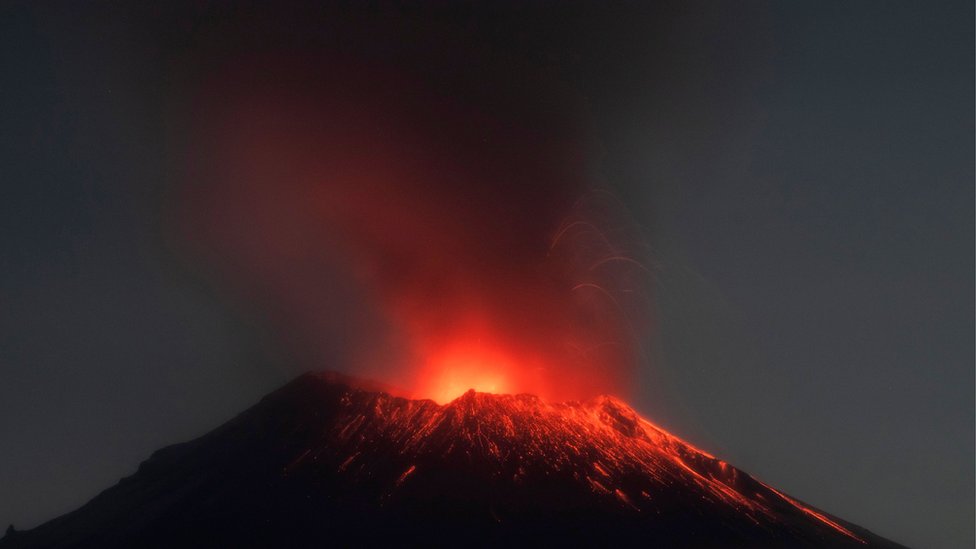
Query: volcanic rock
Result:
<box><xmin>0</xmin><ymin>372</ymin><xmax>906</xmax><ymax>548</ymax></box>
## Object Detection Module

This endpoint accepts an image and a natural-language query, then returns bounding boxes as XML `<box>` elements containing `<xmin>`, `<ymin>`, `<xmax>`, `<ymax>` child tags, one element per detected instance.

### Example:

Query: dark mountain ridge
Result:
<box><xmin>1</xmin><ymin>372</ymin><xmax>906</xmax><ymax>548</ymax></box>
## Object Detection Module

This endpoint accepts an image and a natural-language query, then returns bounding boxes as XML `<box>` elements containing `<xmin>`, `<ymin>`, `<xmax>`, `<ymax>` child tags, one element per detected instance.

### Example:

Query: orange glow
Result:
<box><xmin>180</xmin><ymin>53</ymin><xmax>654</xmax><ymax>404</ymax></box>
<box><xmin>412</xmin><ymin>339</ymin><xmax>521</xmax><ymax>402</ymax></box>
<box><xmin>289</xmin><ymin>374</ymin><xmax>868</xmax><ymax>545</ymax></box>
<box><xmin>421</xmin><ymin>363</ymin><xmax>511</xmax><ymax>404</ymax></box>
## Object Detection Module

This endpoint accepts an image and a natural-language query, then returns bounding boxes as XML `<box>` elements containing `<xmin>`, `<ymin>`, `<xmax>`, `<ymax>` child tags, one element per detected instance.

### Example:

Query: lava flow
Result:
<box><xmin>1</xmin><ymin>371</ymin><xmax>904</xmax><ymax>548</ymax></box>
<box><xmin>288</xmin><ymin>372</ymin><xmax>870</xmax><ymax>546</ymax></box>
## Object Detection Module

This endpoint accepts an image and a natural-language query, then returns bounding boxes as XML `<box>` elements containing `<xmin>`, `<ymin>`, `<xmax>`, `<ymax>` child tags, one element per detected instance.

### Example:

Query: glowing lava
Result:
<box><xmin>7</xmin><ymin>370</ymin><xmax>897</xmax><ymax>547</ymax></box>
<box><xmin>287</xmin><ymin>372</ymin><xmax>870</xmax><ymax>546</ymax></box>
<box><xmin>413</xmin><ymin>341</ymin><xmax>518</xmax><ymax>403</ymax></box>
<box><xmin>420</xmin><ymin>361</ymin><xmax>511</xmax><ymax>404</ymax></box>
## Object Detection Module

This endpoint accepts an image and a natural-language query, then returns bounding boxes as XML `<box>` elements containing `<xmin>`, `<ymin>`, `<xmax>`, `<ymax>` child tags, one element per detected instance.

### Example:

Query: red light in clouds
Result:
<box><xmin>417</xmin><ymin>341</ymin><xmax>516</xmax><ymax>403</ymax></box>
<box><xmin>177</xmin><ymin>51</ymin><xmax>653</xmax><ymax>403</ymax></box>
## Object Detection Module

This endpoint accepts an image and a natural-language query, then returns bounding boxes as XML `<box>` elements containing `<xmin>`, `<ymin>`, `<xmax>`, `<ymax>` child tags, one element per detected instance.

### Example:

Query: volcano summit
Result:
<box><xmin>1</xmin><ymin>372</ymin><xmax>904</xmax><ymax>548</ymax></box>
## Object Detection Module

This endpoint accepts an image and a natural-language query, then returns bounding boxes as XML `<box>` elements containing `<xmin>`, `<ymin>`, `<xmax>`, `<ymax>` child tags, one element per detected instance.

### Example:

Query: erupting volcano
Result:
<box><xmin>2</xmin><ymin>19</ymin><xmax>904</xmax><ymax>549</ymax></box>
<box><xmin>0</xmin><ymin>372</ymin><xmax>904</xmax><ymax>548</ymax></box>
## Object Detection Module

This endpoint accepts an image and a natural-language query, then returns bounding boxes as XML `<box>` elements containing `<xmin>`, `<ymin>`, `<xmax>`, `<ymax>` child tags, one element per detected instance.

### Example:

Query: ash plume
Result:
<box><xmin>175</xmin><ymin>25</ymin><xmax>654</xmax><ymax>401</ymax></box>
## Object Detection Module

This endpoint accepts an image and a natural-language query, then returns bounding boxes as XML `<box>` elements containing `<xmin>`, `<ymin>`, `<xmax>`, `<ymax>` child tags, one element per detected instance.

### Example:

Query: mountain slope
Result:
<box><xmin>1</xmin><ymin>372</ymin><xmax>906</xmax><ymax>548</ymax></box>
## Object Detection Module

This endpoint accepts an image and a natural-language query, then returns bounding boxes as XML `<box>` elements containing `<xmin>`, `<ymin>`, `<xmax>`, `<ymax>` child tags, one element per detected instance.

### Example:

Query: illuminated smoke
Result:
<box><xmin>176</xmin><ymin>49</ymin><xmax>654</xmax><ymax>402</ymax></box>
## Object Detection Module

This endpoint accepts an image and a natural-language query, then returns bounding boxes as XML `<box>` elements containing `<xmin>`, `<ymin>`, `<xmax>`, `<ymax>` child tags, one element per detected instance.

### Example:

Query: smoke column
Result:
<box><xmin>176</xmin><ymin>40</ymin><xmax>654</xmax><ymax>402</ymax></box>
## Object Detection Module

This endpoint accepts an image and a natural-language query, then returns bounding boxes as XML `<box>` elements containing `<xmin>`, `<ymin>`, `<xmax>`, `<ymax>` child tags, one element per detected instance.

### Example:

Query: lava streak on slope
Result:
<box><xmin>284</xmin><ymin>373</ymin><xmax>868</xmax><ymax>546</ymax></box>
<box><xmin>3</xmin><ymin>372</ymin><xmax>901</xmax><ymax>548</ymax></box>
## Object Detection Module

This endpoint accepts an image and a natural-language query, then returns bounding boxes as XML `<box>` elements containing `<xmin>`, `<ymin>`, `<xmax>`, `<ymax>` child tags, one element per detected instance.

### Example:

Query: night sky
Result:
<box><xmin>1</xmin><ymin>2</ymin><xmax>972</xmax><ymax>548</ymax></box>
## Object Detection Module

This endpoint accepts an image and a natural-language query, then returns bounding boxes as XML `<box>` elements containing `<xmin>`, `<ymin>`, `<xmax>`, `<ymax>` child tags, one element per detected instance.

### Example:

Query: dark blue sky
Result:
<box><xmin>1</xmin><ymin>2</ymin><xmax>972</xmax><ymax>547</ymax></box>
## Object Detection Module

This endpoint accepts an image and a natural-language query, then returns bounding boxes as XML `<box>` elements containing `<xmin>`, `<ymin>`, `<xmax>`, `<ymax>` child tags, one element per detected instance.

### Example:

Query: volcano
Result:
<box><xmin>1</xmin><ymin>372</ymin><xmax>904</xmax><ymax>548</ymax></box>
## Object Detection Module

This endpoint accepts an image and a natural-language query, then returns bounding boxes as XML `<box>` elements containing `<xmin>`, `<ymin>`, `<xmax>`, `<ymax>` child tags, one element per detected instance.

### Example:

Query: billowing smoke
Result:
<box><xmin>175</xmin><ymin>35</ymin><xmax>653</xmax><ymax>402</ymax></box>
